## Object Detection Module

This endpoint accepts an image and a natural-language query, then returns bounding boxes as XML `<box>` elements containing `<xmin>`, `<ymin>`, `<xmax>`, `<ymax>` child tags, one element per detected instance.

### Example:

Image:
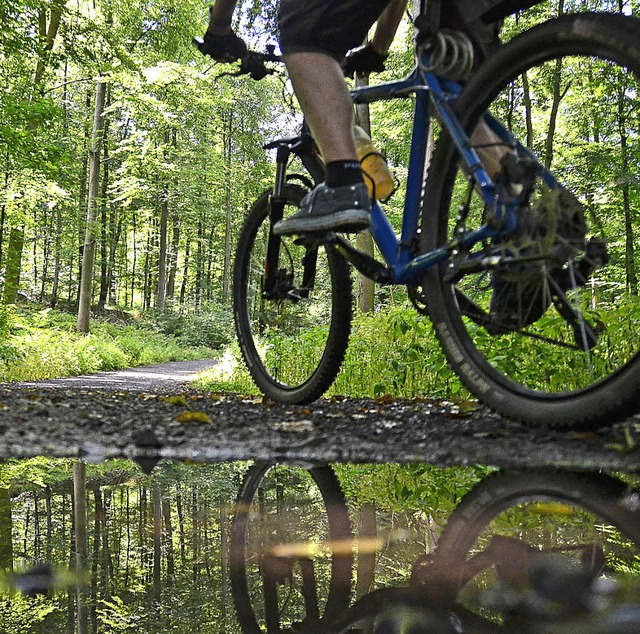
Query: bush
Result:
<box><xmin>196</xmin><ymin>304</ymin><xmax>468</xmax><ymax>400</ymax></box>
<box><xmin>0</xmin><ymin>306</ymin><xmax>213</xmax><ymax>382</ymax></box>
<box><xmin>0</xmin><ymin>304</ymin><xmax>21</xmax><ymax>366</ymax></box>
<box><xmin>153</xmin><ymin>303</ymin><xmax>234</xmax><ymax>349</ymax></box>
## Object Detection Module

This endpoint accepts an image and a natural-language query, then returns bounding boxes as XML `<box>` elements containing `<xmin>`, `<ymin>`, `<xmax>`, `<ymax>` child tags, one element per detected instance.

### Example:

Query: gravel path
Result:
<box><xmin>16</xmin><ymin>359</ymin><xmax>219</xmax><ymax>392</ymax></box>
<box><xmin>0</xmin><ymin>361</ymin><xmax>639</xmax><ymax>472</ymax></box>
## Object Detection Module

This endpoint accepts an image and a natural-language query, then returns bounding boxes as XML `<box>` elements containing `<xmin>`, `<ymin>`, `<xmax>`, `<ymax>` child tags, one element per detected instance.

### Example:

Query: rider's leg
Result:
<box><xmin>272</xmin><ymin>0</ymin><xmax>392</xmax><ymax>236</ymax></box>
<box><xmin>272</xmin><ymin>52</ymin><xmax>371</xmax><ymax>236</ymax></box>
<box><xmin>284</xmin><ymin>52</ymin><xmax>358</xmax><ymax>163</ymax></box>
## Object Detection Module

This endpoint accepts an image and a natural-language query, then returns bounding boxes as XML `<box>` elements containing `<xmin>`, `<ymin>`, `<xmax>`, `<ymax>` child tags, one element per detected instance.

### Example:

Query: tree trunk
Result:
<box><xmin>176</xmin><ymin>485</ymin><xmax>187</xmax><ymax>568</ymax></box>
<box><xmin>162</xmin><ymin>497</ymin><xmax>175</xmax><ymax>582</ymax></box>
<box><xmin>544</xmin><ymin>0</ymin><xmax>565</xmax><ymax>170</ymax></box>
<box><xmin>34</xmin><ymin>491</ymin><xmax>41</xmax><ymax>561</ymax></box>
<box><xmin>0</xmin><ymin>168</ymin><xmax>8</xmax><ymax>269</ymax></box>
<box><xmin>521</xmin><ymin>72</ymin><xmax>533</xmax><ymax>149</ymax></box>
<box><xmin>130</xmin><ymin>212</ymin><xmax>138</xmax><ymax>309</ymax></box>
<box><xmin>74</xmin><ymin>461</ymin><xmax>89</xmax><ymax>634</ymax></box>
<box><xmin>195</xmin><ymin>220</ymin><xmax>204</xmax><ymax>308</ymax></box>
<box><xmin>157</xmin><ymin>129</ymin><xmax>171</xmax><ymax>312</ymax></box>
<box><xmin>0</xmin><ymin>484</ymin><xmax>13</xmax><ymax>572</ymax></box>
<box><xmin>192</xmin><ymin>489</ymin><xmax>199</xmax><ymax>584</ymax></box>
<box><xmin>166</xmin><ymin>220</ymin><xmax>180</xmax><ymax>301</ymax></box>
<box><xmin>355</xmin><ymin>75</ymin><xmax>375</xmax><ymax>313</ymax></box>
<box><xmin>91</xmin><ymin>486</ymin><xmax>103</xmax><ymax>634</ymax></box>
<box><xmin>67</xmin><ymin>490</ymin><xmax>76</xmax><ymax>634</ymax></box>
<box><xmin>618</xmin><ymin>85</ymin><xmax>637</xmax><ymax>294</ymax></box>
<box><xmin>98</xmin><ymin>93</ymin><xmax>111</xmax><ymax>312</ymax></box>
<box><xmin>102</xmin><ymin>490</ymin><xmax>112</xmax><ymax>599</ymax></box>
<box><xmin>179</xmin><ymin>240</ymin><xmax>190</xmax><ymax>305</ymax></box>
<box><xmin>219</xmin><ymin>494</ymin><xmax>228</xmax><ymax>628</ymax></box>
<box><xmin>124</xmin><ymin>487</ymin><xmax>131</xmax><ymax>588</ymax></box>
<box><xmin>77</xmin><ymin>76</ymin><xmax>107</xmax><ymax>332</ymax></box>
<box><xmin>222</xmin><ymin>113</ymin><xmax>233</xmax><ymax>301</ymax></box>
<box><xmin>143</xmin><ymin>228</ymin><xmax>153</xmax><ymax>311</ymax></box>
<box><xmin>50</xmin><ymin>204</ymin><xmax>63</xmax><ymax>308</ymax></box>
<box><xmin>75</xmin><ymin>88</ymin><xmax>92</xmax><ymax>309</ymax></box>
<box><xmin>38</xmin><ymin>204</ymin><xmax>52</xmax><ymax>302</ymax></box>
<box><xmin>2</xmin><ymin>227</ymin><xmax>24</xmax><ymax>304</ymax></box>
<box><xmin>45</xmin><ymin>486</ymin><xmax>53</xmax><ymax>562</ymax></box>
<box><xmin>355</xmin><ymin>503</ymin><xmax>377</xmax><ymax>598</ymax></box>
<box><xmin>33</xmin><ymin>0</ymin><xmax>64</xmax><ymax>95</ymax></box>
<box><xmin>152</xmin><ymin>482</ymin><xmax>162</xmax><ymax>603</ymax></box>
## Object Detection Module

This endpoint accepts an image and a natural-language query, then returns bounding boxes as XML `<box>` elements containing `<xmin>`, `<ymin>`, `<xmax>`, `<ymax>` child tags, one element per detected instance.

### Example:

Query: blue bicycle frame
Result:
<box><xmin>350</xmin><ymin>54</ymin><xmax>555</xmax><ymax>286</ymax></box>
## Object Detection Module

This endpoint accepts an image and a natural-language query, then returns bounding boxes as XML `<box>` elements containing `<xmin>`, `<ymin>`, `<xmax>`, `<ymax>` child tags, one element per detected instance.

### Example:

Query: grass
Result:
<box><xmin>0</xmin><ymin>304</ymin><xmax>214</xmax><ymax>382</ymax></box>
<box><xmin>193</xmin><ymin>305</ymin><xmax>469</xmax><ymax>400</ymax></box>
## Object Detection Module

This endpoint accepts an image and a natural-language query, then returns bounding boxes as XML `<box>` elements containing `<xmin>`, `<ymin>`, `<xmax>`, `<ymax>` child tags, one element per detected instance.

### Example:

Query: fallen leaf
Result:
<box><xmin>605</xmin><ymin>425</ymin><xmax>637</xmax><ymax>453</ymax></box>
<box><xmin>271</xmin><ymin>420</ymin><xmax>315</xmax><ymax>433</ymax></box>
<box><xmin>564</xmin><ymin>431</ymin><xmax>598</xmax><ymax>442</ymax></box>
<box><xmin>159</xmin><ymin>395</ymin><xmax>189</xmax><ymax>406</ymax></box>
<box><xmin>175</xmin><ymin>411</ymin><xmax>211</xmax><ymax>424</ymax></box>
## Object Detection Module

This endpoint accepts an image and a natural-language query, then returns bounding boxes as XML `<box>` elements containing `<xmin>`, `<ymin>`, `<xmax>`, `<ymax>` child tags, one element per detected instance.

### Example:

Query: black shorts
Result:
<box><xmin>278</xmin><ymin>0</ymin><xmax>392</xmax><ymax>60</ymax></box>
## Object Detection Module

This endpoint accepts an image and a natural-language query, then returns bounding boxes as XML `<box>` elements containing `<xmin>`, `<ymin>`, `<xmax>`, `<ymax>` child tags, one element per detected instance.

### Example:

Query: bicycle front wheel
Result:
<box><xmin>233</xmin><ymin>185</ymin><xmax>352</xmax><ymax>404</ymax></box>
<box><xmin>229</xmin><ymin>463</ymin><xmax>354</xmax><ymax>633</ymax></box>
<box><xmin>423</xmin><ymin>13</ymin><xmax>640</xmax><ymax>428</ymax></box>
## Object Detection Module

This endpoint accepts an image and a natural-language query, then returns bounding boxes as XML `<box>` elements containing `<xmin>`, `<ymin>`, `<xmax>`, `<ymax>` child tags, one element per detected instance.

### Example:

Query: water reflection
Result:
<box><xmin>0</xmin><ymin>460</ymin><xmax>639</xmax><ymax>632</ymax></box>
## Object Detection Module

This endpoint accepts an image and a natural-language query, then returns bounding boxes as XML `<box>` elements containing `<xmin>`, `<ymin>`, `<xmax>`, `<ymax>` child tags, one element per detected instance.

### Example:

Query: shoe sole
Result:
<box><xmin>273</xmin><ymin>209</ymin><xmax>370</xmax><ymax>236</ymax></box>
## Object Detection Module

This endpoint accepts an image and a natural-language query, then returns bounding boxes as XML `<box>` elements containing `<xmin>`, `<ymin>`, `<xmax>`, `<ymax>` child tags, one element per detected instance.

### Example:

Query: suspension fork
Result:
<box><xmin>263</xmin><ymin>138</ymin><xmax>321</xmax><ymax>297</ymax></box>
<box><xmin>263</xmin><ymin>146</ymin><xmax>289</xmax><ymax>296</ymax></box>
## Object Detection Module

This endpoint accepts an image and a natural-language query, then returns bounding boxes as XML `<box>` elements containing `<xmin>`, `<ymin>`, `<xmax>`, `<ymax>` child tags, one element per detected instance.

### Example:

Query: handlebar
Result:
<box><xmin>192</xmin><ymin>37</ymin><xmax>282</xmax><ymax>81</ymax></box>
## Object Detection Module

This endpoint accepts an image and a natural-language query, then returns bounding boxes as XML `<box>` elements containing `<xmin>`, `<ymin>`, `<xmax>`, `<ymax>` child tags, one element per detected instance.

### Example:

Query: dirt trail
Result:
<box><xmin>0</xmin><ymin>362</ymin><xmax>639</xmax><ymax>472</ymax></box>
<box><xmin>16</xmin><ymin>359</ymin><xmax>218</xmax><ymax>392</ymax></box>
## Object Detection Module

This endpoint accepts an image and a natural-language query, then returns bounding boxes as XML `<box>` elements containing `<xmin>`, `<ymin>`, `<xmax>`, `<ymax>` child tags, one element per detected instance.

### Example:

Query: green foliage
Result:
<box><xmin>199</xmin><ymin>304</ymin><xmax>467</xmax><ymax>399</ymax></box>
<box><xmin>97</xmin><ymin>596</ymin><xmax>144</xmax><ymax>632</ymax></box>
<box><xmin>0</xmin><ymin>595</ymin><xmax>58</xmax><ymax>633</ymax></box>
<box><xmin>335</xmin><ymin>463</ymin><xmax>492</xmax><ymax>520</ymax></box>
<box><xmin>333</xmin><ymin>307</ymin><xmax>464</xmax><ymax>399</ymax></box>
<box><xmin>0</xmin><ymin>306</ymin><xmax>211</xmax><ymax>382</ymax></box>
<box><xmin>191</xmin><ymin>342</ymin><xmax>256</xmax><ymax>394</ymax></box>
<box><xmin>0</xmin><ymin>305</ymin><xmax>21</xmax><ymax>366</ymax></box>
<box><xmin>153</xmin><ymin>303</ymin><xmax>234</xmax><ymax>349</ymax></box>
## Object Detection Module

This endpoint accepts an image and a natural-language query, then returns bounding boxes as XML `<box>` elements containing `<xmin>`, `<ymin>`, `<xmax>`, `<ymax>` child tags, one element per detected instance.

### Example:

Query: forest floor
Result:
<box><xmin>0</xmin><ymin>359</ymin><xmax>639</xmax><ymax>473</ymax></box>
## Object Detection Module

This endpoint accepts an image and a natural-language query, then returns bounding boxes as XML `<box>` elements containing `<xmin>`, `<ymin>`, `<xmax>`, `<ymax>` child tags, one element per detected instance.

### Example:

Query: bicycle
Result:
<box><xmin>197</xmin><ymin>2</ymin><xmax>640</xmax><ymax>429</ymax></box>
<box><xmin>335</xmin><ymin>469</ymin><xmax>640</xmax><ymax>632</ymax></box>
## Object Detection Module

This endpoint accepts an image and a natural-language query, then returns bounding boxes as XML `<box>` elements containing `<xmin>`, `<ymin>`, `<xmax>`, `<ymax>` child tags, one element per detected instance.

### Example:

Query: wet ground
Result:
<box><xmin>3</xmin><ymin>362</ymin><xmax>640</xmax><ymax>633</ymax></box>
<box><xmin>1</xmin><ymin>360</ymin><xmax>639</xmax><ymax>471</ymax></box>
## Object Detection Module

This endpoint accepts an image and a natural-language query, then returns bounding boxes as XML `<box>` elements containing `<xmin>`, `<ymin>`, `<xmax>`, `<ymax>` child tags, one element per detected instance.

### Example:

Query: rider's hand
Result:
<box><xmin>201</xmin><ymin>28</ymin><xmax>248</xmax><ymax>63</ymax></box>
<box><xmin>342</xmin><ymin>42</ymin><xmax>388</xmax><ymax>78</ymax></box>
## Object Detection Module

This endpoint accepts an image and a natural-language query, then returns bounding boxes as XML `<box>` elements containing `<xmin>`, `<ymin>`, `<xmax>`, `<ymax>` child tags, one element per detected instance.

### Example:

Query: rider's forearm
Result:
<box><xmin>372</xmin><ymin>0</ymin><xmax>407</xmax><ymax>55</ymax></box>
<box><xmin>207</xmin><ymin>0</ymin><xmax>238</xmax><ymax>34</ymax></box>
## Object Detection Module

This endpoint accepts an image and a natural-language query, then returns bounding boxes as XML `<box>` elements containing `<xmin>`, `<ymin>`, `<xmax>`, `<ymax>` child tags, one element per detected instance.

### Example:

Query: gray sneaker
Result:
<box><xmin>273</xmin><ymin>182</ymin><xmax>371</xmax><ymax>236</ymax></box>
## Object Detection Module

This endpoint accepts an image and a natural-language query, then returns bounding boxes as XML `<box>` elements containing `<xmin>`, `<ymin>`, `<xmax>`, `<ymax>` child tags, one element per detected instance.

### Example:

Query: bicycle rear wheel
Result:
<box><xmin>423</xmin><ymin>13</ymin><xmax>640</xmax><ymax>428</ymax></box>
<box><xmin>234</xmin><ymin>185</ymin><xmax>352</xmax><ymax>404</ymax></box>
<box><xmin>229</xmin><ymin>463</ymin><xmax>354</xmax><ymax>633</ymax></box>
<box><xmin>430</xmin><ymin>470</ymin><xmax>640</xmax><ymax>624</ymax></box>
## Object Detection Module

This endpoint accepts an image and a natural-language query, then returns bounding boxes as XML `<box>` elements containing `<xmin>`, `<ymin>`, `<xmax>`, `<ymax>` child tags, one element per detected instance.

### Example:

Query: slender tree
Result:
<box><xmin>77</xmin><ymin>76</ymin><xmax>107</xmax><ymax>332</ymax></box>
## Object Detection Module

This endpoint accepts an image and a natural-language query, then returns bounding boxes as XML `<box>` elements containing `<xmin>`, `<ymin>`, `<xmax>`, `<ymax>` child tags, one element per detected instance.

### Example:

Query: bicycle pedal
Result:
<box><xmin>293</xmin><ymin>231</ymin><xmax>339</xmax><ymax>247</ymax></box>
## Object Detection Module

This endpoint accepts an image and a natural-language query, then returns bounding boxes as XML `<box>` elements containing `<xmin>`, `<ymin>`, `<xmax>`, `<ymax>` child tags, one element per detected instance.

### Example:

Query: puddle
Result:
<box><xmin>1</xmin><ymin>459</ymin><xmax>639</xmax><ymax>632</ymax></box>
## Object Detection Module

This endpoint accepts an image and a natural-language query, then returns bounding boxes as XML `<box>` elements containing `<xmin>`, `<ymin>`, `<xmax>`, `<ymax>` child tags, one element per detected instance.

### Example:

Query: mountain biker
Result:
<box><xmin>203</xmin><ymin>0</ymin><xmax>406</xmax><ymax>237</ymax></box>
<box><xmin>202</xmin><ymin>0</ymin><xmax>502</xmax><ymax>237</ymax></box>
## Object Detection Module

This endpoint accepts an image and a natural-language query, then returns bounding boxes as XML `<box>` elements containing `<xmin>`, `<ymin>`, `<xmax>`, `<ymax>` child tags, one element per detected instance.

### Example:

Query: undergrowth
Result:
<box><xmin>194</xmin><ymin>306</ymin><xmax>468</xmax><ymax>400</ymax></box>
<box><xmin>0</xmin><ymin>305</ymin><xmax>213</xmax><ymax>382</ymax></box>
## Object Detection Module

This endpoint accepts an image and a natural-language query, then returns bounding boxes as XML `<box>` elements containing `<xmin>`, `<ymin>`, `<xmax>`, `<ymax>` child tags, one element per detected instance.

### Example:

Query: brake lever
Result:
<box><xmin>193</xmin><ymin>37</ymin><xmax>277</xmax><ymax>81</ymax></box>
